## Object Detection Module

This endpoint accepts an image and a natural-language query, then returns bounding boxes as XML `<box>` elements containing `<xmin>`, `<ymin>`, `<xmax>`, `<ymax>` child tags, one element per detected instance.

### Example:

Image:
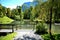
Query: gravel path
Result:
<box><xmin>13</xmin><ymin>29</ymin><xmax>43</xmax><ymax>40</ymax></box>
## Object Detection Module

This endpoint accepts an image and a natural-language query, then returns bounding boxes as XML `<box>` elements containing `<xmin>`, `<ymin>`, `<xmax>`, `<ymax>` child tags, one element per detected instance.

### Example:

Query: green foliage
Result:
<box><xmin>41</xmin><ymin>34</ymin><xmax>51</xmax><ymax>40</ymax></box>
<box><xmin>6</xmin><ymin>8</ymin><xmax>11</xmax><ymax>17</ymax></box>
<box><xmin>24</xmin><ymin>9</ymin><xmax>31</xmax><ymax>19</ymax></box>
<box><xmin>14</xmin><ymin>15</ymin><xmax>20</xmax><ymax>20</ymax></box>
<box><xmin>0</xmin><ymin>0</ymin><xmax>60</xmax><ymax>22</ymax></box>
<box><xmin>30</xmin><ymin>7</ymin><xmax>36</xmax><ymax>21</ymax></box>
<box><xmin>0</xmin><ymin>33</ymin><xmax>16</xmax><ymax>40</ymax></box>
<box><xmin>0</xmin><ymin>12</ymin><xmax>4</xmax><ymax>17</ymax></box>
<box><xmin>23</xmin><ymin>6</ymin><xmax>33</xmax><ymax>19</ymax></box>
<box><xmin>0</xmin><ymin>4</ymin><xmax>23</xmax><ymax>20</ymax></box>
<box><xmin>0</xmin><ymin>4</ymin><xmax>5</xmax><ymax>17</ymax></box>
<box><xmin>42</xmin><ymin>34</ymin><xmax>60</xmax><ymax>40</ymax></box>
<box><xmin>53</xmin><ymin>34</ymin><xmax>60</xmax><ymax>40</ymax></box>
<box><xmin>35</xmin><ymin>22</ymin><xmax>48</xmax><ymax>35</ymax></box>
<box><xmin>0</xmin><ymin>16</ymin><xmax>14</xmax><ymax>24</ymax></box>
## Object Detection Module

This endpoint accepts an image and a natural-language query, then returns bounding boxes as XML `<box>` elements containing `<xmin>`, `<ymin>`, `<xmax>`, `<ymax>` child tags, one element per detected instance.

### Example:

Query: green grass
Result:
<box><xmin>0</xmin><ymin>33</ymin><xmax>16</xmax><ymax>40</ymax></box>
<box><xmin>0</xmin><ymin>16</ymin><xmax>14</xmax><ymax>24</ymax></box>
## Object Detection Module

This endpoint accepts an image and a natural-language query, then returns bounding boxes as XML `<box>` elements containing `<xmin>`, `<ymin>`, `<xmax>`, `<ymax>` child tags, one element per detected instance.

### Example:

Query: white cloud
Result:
<box><xmin>6</xmin><ymin>5</ymin><xmax>17</xmax><ymax>9</ymax></box>
<box><xmin>28</xmin><ymin>0</ymin><xmax>33</xmax><ymax>2</ymax></box>
<box><xmin>6</xmin><ymin>0</ymin><xmax>33</xmax><ymax>9</ymax></box>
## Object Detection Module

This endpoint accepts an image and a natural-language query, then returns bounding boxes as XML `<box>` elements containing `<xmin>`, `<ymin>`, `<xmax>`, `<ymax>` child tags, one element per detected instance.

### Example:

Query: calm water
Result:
<box><xmin>1</xmin><ymin>20</ymin><xmax>60</xmax><ymax>34</ymax></box>
<box><xmin>47</xmin><ymin>23</ymin><xmax>60</xmax><ymax>34</ymax></box>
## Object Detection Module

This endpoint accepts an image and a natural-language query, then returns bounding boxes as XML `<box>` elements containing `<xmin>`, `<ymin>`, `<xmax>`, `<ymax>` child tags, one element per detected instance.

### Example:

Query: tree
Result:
<box><xmin>2</xmin><ymin>6</ymin><xmax>7</xmax><ymax>16</ymax></box>
<box><xmin>11</xmin><ymin>9</ymin><xmax>16</xmax><ymax>19</ymax></box>
<box><xmin>53</xmin><ymin>0</ymin><xmax>60</xmax><ymax>23</ymax></box>
<box><xmin>31</xmin><ymin>1</ymin><xmax>48</xmax><ymax>22</ymax></box>
<box><xmin>31</xmin><ymin>7</ymin><xmax>35</xmax><ymax>21</ymax></box>
<box><xmin>0</xmin><ymin>4</ymin><xmax>4</xmax><ymax>17</ymax></box>
<box><xmin>23</xmin><ymin>6</ymin><xmax>32</xmax><ymax>19</ymax></box>
<box><xmin>0</xmin><ymin>4</ymin><xmax>2</xmax><ymax>17</ymax></box>
<box><xmin>6</xmin><ymin>8</ymin><xmax>11</xmax><ymax>17</ymax></box>
<box><xmin>24</xmin><ymin>9</ymin><xmax>29</xmax><ymax>19</ymax></box>
<box><xmin>17</xmin><ymin>6</ymin><xmax>23</xmax><ymax>21</ymax></box>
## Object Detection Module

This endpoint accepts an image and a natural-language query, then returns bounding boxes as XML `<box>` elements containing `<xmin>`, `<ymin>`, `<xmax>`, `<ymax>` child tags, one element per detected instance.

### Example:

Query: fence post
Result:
<box><xmin>12</xmin><ymin>24</ymin><xmax>14</xmax><ymax>33</ymax></box>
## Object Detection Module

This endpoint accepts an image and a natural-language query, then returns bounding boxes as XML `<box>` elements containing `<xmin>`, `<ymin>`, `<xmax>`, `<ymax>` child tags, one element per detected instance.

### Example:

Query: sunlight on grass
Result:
<box><xmin>0</xmin><ymin>33</ymin><xmax>17</xmax><ymax>40</ymax></box>
<box><xmin>0</xmin><ymin>16</ymin><xmax>14</xmax><ymax>24</ymax></box>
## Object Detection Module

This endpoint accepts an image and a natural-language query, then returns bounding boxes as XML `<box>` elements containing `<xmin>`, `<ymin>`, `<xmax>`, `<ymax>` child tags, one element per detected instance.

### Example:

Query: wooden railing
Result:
<box><xmin>0</xmin><ymin>24</ymin><xmax>16</xmax><ymax>33</ymax></box>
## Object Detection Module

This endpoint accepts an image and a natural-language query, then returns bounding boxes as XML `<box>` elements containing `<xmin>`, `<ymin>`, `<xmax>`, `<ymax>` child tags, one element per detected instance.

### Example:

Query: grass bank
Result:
<box><xmin>0</xmin><ymin>32</ymin><xmax>16</xmax><ymax>40</ymax></box>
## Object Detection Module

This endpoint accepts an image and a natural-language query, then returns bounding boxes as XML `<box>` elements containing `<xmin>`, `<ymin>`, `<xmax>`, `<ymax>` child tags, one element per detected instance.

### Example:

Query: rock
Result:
<box><xmin>22</xmin><ymin>33</ymin><xmax>43</xmax><ymax>40</ymax></box>
<box><xmin>13</xmin><ymin>30</ymin><xmax>43</xmax><ymax>40</ymax></box>
<box><xmin>14</xmin><ymin>33</ymin><xmax>43</xmax><ymax>40</ymax></box>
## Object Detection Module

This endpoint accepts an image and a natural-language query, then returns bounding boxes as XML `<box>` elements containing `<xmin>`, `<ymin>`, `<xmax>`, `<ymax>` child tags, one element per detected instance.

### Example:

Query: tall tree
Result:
<box><xmin>17</xmin><ymin>6</ymin><xmax>23</xmax><ymax>21</ymax></box>
<box><xmin>0</xmin><ymin>4</ymin><xmax>4</xmax><ymax>17</ymax></box>
<box><xmin>6</xmin><ymin>8</ymin><xmax>11</xmax><ymax>17</ymax></box>
<box><xmin>31</xmin><ymin>7</ymin><xmax>35</xmax><ymax>21</ymax></box>
<box><xmin>2</xmin><ymin>6</ymin><xmax>7</xmax><ymax>16</ymax></box>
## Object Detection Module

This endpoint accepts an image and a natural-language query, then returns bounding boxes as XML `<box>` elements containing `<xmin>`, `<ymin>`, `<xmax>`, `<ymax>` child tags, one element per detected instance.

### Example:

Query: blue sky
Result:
<box><xmin>0</xmin><ymin>0</ymin><xmax>33</xmax><ymax>9</ymax></box>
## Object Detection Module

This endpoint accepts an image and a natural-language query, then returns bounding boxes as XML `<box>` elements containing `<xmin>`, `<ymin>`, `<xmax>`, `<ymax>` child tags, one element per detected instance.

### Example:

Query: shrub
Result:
<box><xmin>42</xmin><ymin>34</ymin><xmax>60</xmax><ymax>40</ymax></box>
<box><xmin>35</xmin><ymin>22</ymin><xmax>48</xmax><ymax>35</ymax></box>
<box><xmin>41</xmin><ymin>34</ymin><xmax>51</xmax><ymax>40</ymax></box>
<box><xmin>53</xmin><ymin>34</ymin><xmax>60</xmax><ymax>40</ymax></box>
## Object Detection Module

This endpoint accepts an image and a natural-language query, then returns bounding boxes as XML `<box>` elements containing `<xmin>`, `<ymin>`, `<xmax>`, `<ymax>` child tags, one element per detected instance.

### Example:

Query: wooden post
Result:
<box><xmin>16</xmin><ymin>25</ymin><xmax>18</xmax><ymax>30</ymax></box>
<box><xmin>32</xmin><ymin>21</ymin><xmax>34</xmax><ymax>31</ymax></box>
<box><xmin>33</xmin><ymin>23</ymin><xmax>35</xmax><ymax>31</ymax></box>
<box><xmin>12</xmin><ymin>25</ymin><xmax>14</xmax><ymax>33</ymax></box>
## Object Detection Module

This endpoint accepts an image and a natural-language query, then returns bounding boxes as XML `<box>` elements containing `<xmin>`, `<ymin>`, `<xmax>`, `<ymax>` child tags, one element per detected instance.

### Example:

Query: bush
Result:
<box><xmin>42</xmin><ymin>34</ymin><xmax>60</xmax><ymax>40</ymax></box>
<box><xmin>53</xmin><ymin>34</ymin><xmax>60</xmax><ymax>40</ymax></box>
<box><xmin>42</xmin><ymin>34</ymin><xmax>51</xmax><ymax>40</ymax></box>
<box><xmin>35</xmin><ymin>22</ymin><xmax>48</xmax><ymax>35</ymax></box>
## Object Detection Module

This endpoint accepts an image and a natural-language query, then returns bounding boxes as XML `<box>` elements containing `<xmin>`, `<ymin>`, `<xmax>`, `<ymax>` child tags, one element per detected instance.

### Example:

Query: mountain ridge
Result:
<box><xmin>22</xmin><ymin>1</ymin><xmax>38</xmax><ymax>12</ymax></box>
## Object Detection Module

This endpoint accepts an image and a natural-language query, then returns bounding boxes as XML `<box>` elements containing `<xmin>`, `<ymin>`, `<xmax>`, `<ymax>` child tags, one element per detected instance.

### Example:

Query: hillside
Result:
<box><xmin>0</xmin><ymin>16</ymin><xmax>14</xmax><ymax>24</ymax></box>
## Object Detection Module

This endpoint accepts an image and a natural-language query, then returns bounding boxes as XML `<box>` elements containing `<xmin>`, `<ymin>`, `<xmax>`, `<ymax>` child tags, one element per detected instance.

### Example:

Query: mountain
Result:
<box><xmin>22</xmin><ymin>1</ymin><xmax>38</xmax><ymax>12</ymax></box>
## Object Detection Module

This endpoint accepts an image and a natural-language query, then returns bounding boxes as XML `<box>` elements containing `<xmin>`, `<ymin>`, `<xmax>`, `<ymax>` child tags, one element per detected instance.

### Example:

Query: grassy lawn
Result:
<box><xmin>0</xmin><ymin>33</ymin><xmax>16</xmax><ymax>40</ymax></box>
<box><xmin>0</xmin><ymin>16</ymin><xmax>14</xmax><ymax>24</ymax></box>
